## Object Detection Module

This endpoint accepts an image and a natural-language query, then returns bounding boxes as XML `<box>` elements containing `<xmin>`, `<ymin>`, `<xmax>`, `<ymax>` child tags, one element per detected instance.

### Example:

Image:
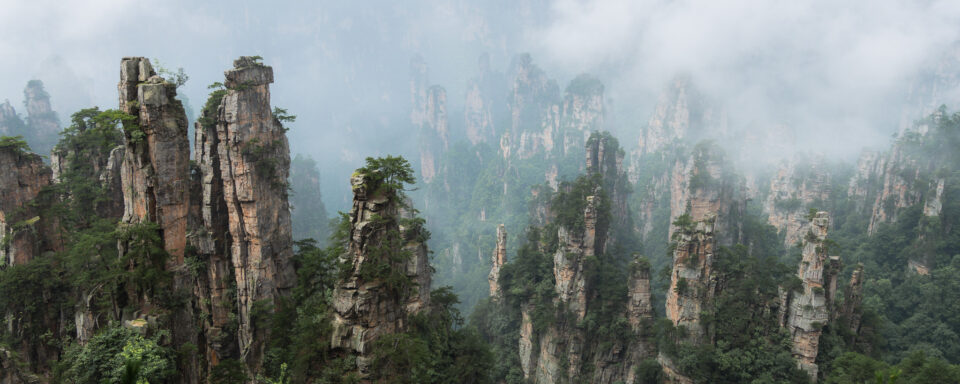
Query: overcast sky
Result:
<box><xmin>3</xmin><ymin>0</ymin><xmax>960</xmax><ymax>208</ymax></box>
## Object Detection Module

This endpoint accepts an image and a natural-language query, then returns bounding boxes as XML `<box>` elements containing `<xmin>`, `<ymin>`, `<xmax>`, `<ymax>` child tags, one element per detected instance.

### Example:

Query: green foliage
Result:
<box><xmin>116</xmin><ymin>222</ymin><xmax>171</xmax><ymax>298</ymax></box>
<box><xmin>272</xmin><ymin>107</ymin><xmax>297</xmax><ymax>124</ymax></box>
<box><xmin>198</xmin><ymin>85</ymin><xmax>228</xmax><ymax>130</ymax></box>
<box><xmin>211</xmin><ymin>358</ymin><xmax>248</xmax><ymax>384</ymax></box>
<box><xmin>660</xmin><ymin>244</ymin><xmax>809</xmax><ymax>383</ymax></box>
<box><xmin>152</xmin><ymin>58</ymin><xmax>189</xmax><ymax>89</ymax></box>
<box><xmin>369</xmin><ymin>287</ymin><xmax>494</xmax><ymax>384</ymax></box>
<box><xmin>355</xmin><ymin>155</ymin><xmax>417</xmax><ymax>197</ymax></box>
<box><xmin>57</xmin><ymin>325</ymin><xmax>175</xmax><ymax>384</ymax></box>
<box><xmin>825</xmin><ymin>351</ymin><xmax>960</xmax><ymax>384</ymax></box>
<box><xmin>241</xmin><ymin>138</ymin><xmax>288</xmax><ymax>191</ymax></box>
<box><xmin>0</xmin><ymin>135</ymin><xmax>31</xmax><ymax>153</ymax></box>
<box><xmin>564</xmin><ymin>74</ymin><xmax>604</xmax><ymax>96</ymax></box>
<box><xmin>775</xmin><ymin>197</ymin><xmax>803</xmax><ymax>211</ymax></box>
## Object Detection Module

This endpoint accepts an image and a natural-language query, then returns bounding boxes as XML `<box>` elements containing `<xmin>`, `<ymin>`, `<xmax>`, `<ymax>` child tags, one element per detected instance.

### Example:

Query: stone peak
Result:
<box><xmin>225</xmin><ymin>56</ymin><xmax>274</xmax><ymax>88</ymax></box>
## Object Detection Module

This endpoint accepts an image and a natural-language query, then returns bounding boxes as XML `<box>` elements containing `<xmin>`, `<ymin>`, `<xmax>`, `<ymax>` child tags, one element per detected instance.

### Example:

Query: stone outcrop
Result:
<box><xmin>417</xmin><ymin>86</ymin><xmax>448</xmax><ymax>183</ymax></box>
<box><xmin>0</xmin><ymin>101</ymin><xmax>24</xmax><ymax>136</ymax></box>
<box><xmin>517</xmin><ymin>133</ymin><xmax>652</xmax><ymax>384</ymax></box>
<box><xmin>632</xmin><ymin>76</ymin><xmax>726</xmax><ymax>160</ymax></box>
<box><xmin>331</xmin><ymin>173</ymin><xmax>432</xmax><ymax>377</ymax></box>
<box><xmin>51</xmin><ymin>143</ymin><xmax>125</xmax><ymax>221</ymax></box>
<box><xmin>118</xmin><ymin>57</ymin><xmax>191</xmax><ymax>263</ymax></box>
<box><xmin>488</xmin><ymin>224</ymin><xmax>507</xmax><ymax>298</ymax></box>
<box><xmin>464</xmin><ymin>53</ymin><xmax>502</xmax><ymax>145</ymax></box>
<box><xmin>22</xmin><ymin>80</ymin><xmax>60</xmax><ymax>154</ymax></box>
<box><xmin>504</xmin><ymin>54</ymin><xmax>560</xmax><ymax>161</ymax></box>
<box><xmin>842</xmin><ymin>264</ymin><xmax>865</xmax><ymax>337</ymax></box>
<box><xmin>209</xmin><ymin>57</ymin><xmax>296</xmax><ymax>371</ymax></box>
<box><xmin>665</xmin><ymin>219</ymin><xmax>718</xmax><ymax>343</ymax></box>
<box><xmin>1</xmin><ymin>347</ymin><xmax>40</xmax><ymax>384</ymax></box>
<box><xmin>410</xmin><ymin>57</ymin><xmax>450</xmax><ymax>184</ymax></box>
<box><xmin>0</xmin><ymin>146</ymin><xmax>53</xmax><ymax>267</ymax></box>
<box><xmin>780</xmin><ymin>212</ymin><xmax>835</xmax><ymax>378</ymax></box>
<box><xmin>764</xmin><ymin>157</ymin><xmax>832</xmax><ymax>247</ymax></box>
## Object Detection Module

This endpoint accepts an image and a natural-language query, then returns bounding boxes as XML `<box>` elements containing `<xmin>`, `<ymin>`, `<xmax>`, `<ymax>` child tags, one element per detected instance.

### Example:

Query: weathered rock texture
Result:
<box><xmin>665</xmin><ymin>219</ymin><xmax>718</xmax><ymax>344</ymax></box>
<box><xmin>488</xmin><ymin>223</ymin><xmax>507</xmax><ymax>298</ymax></box>
<box><xmin>0</xmin><ymin>101</ymin><xmax>24</xmax><ymax>136</ymax></box>
<box><xmin>331</xmin><ymin>174</ymin><xmax>432</xmax><ymax>377</ymax></box>
<box><xmin>842</xmin><ymin>264</ymin><xmax>865</xmax><ymax>338</ymax></box>
<box><xmin>631</xmin><ymin>76</ymin><xmax>726</xmax><ymax>161</ymax></box>
<box><xmin>117</xmin><ymin>57</ymin><xmax>203</xmax><ymax>383</ymax></box>
<box><xmin>204</xmin><ymin>56</ymin><xmax>296</xmax><ymax>372</ymax></box>
<box><xmin>51</xmin><ymin>144</ymin><xmax>125</xmax><ymax>221</ymax></box>
<box><xmin>504</xmin><ymin>53</ymin><xmax>561</xmax><ymax>161</ymax></box>
<box><xmin>464</xmin><ymin>53</ymin><xmax>503</xmax><ymax>145</ymax></box>
<box><xmin>411</xmin><ymin>57</ymin><xmax>450</xmax><ymax>184</ymax></box>
<box><xmin>779</xmin><ymin>212</ymin><xmax>836</xmax><ymax>378</ymax></box>
<box><xmin>518</xmin><ymin>133</ymin><xmax>652</xmax><ymax>384</ymax></box>
<box><xmin>0</xmin><ymin>146</ymin><xmax>53</xmax><ymax>267</ymax></box>
<box><xmin>118</xmin><ymin>57</ymin><xmax>191</xmax><ymax>263</ymax></box>
<box><xmin>23</xmin><ymin>80</ymin><xmax>60</xmax><ymax>154</ymax></box>
<box><xmin>764</xmin><ymin>157</ymin><xmax>832</xmax><ymax>247</ymax></box>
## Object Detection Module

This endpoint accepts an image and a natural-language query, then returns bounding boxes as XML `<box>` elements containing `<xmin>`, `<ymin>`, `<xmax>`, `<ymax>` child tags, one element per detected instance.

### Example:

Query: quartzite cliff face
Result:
<box><xmin>192</xmin><ymin>56</ymin><xmax>297</xmax><ymax>373</ymax></box>
<box><xmin>118</xmin><ymin>57</ymin><xmax>191</xmax><ymax>264</ymax></box>
<box><xmin>0</xmin><ymin>147</ymin><xmax>52</xmax><ymax>267</ymax></box>
<box><xmin>488</xmin><ymin>223</ymin><xmax>507</xmax><ymax>298</ymax></box>
<box><xmin>517</xmin><ymin>133</ymin><xmax>653</xmax><ymax>384</ymax></box>
<box><xmin>779</xmin><ymin>212</ymin><xmax>841</xmax><ymax>378</ymax></box>
<box><xmin>764</xmin><ymin>157</ymin><xmax>832</xmax><ymax>247</ymax></box>
<box><xmin>331</xmin><ymin>173</ymin><xmax>432</xmax><ymax>377</ymax></box>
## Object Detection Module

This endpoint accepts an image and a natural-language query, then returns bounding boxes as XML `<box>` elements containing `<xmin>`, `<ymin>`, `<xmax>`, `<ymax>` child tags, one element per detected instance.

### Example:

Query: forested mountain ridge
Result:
<box><xmin>2</xmin><ymin>49</ymin><xmax>960</xmax><ymax>384</ymax></box>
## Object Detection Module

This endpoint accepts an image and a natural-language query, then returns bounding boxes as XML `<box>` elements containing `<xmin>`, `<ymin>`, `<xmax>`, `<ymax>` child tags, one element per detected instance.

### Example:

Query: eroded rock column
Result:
<box><xmin>330</xmin><ymin>172</ymin><xmax>432</xmax><ymax>376</ymax></box>
<box><xmin>489</xmin><ymin>224</ymin><xmax>507</xmax><ymax>298</ymax></box>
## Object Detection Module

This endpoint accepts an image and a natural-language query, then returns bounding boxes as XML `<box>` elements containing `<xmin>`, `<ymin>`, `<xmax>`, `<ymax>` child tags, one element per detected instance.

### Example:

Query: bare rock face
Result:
<box><xmin>118</xmin><ymin>57</ymin><xmax>191</xmax><ymax>264</ymax></box>
<box><xmin>331</xmin><ymin>173</ymin><xmax>432</xmax><ymax>377</ymax></box>
<box><xmin>764</xmin><ymin>157</ymin><xmax>832</xmax><ymax>247</ymax></box>
<box><xmin>410</xmin><ymin>57</ymin><xmax>450</xmax><ymax>184</ymax></box>
<box><xmin>631</xmin><ymin>76</ymin><xmax>726</xmax><ymax>161</ymax></box>
<box><xmin>597</xmin><ymin>258</ymin><xmax>655</xmax><ymax>384</ymax></box>
<box><xmin>846</xmin><ymin>118</ymin><xmax>945</xmax><ymax>237</ymax></box>
<box><xmin>842</xmin><ymin>264</ymin><xmax>865</xmax><ymax>339</ymax></box>
<box><xmin>117</xmin><ymin>57</ymin><xmax>202</xmax><ymax>383</ymax></box>
<box><xmin>665</xmin><ymin>219</ymin><xmax>718</xmax><ymax>343</ymax></box>
<box><xmin>667</xmin><ymin>145</ymin><xmax>743</xmax><ymax>245</ymax></box>
<box><xmin>213</xmin><ymin>56</ymin><xmax>295</xmax><ymax>370</ymax></box>
<box><xmin>780</xmin><ymin>212</ymin><xmax>834</xmax><ymax>379</ymax></box>
<box><xmin>0</xmin><ymin>147</ymin><xmax>52</xmax><ymax>267</ymax></box>
<box><xmin>898</xmin><ymin>43</ymin><xmax>960</xmax><ymax>134</ymax></box>
<box><xmin>488</xmin><ymin>224</ymin><xmax>507</xmax><ymax>298</ymax></box>
<box><xmin>23</xmin><ymin>80</ymin><xmax>60</xmax><ymax>154</ymax></box>
<box><xmin>464</xmin><ymin>54</ymin><xmax>502</xmax><ymax>145</ymax></box>
<box><xmin>560</xmin><ymin>75</ymin><xmax>604</xmax><ymax>155</ymax></box>
<box><xmin>504</xmin><ymin>54</ymin><xmax>561</xmax><ymax>161</ymax></box>
<box><xmin>51</xmin><ymin>144</ymin><xmax>125</xmax><ymax>220</ymax></box>
<box><xmin>518</xmin><ymin>134</ymin><xmax>652</xmax><ymax>384</ymax></box>
<box><xmin>0</xmin><ymin>101</ymin><xmax>24</xmax><ymax>136</ymax></box>
<box><xmin>417</xmin><ymin>86</ymin><xmax>448</xmax><ymax>183</ymax></box>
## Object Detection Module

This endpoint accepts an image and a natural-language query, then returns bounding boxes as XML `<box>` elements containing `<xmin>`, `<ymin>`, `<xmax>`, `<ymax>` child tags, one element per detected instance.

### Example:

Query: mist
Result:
<box><xmin>2</xmin><ymin>0</ymin><xmax>960</xmax><ymax>211</ymax></box>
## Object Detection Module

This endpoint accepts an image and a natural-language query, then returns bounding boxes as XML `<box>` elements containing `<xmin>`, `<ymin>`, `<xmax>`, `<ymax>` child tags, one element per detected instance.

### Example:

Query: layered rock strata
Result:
<box><xmin>764</xmin><ymin>158</ymin><xmax>831</xmax><ymax>247</ymax></box>
<box><xmin>118</xmin><ymin>57</ymin><xmax>191</xmax><ymax>263</ymax></box>
<box><xmin>204</xmin><ymin>56</ymin><xmax>296</xmax><ymax>371</ymax></box>
<box><xmin>780</xmin><ymin>212</ymin><xmax>834</xmax><ymax>378</ymax></box>
<box><xmin>0</xmin><ymin>146</ymin><xmax>53</xmax><ymax>267</ymax></box>
<box><xmin>330</xmin><ymin>173</ymin><xmax>432</xmax><ymax>377</ymax></box>
<box><xmin>488</xmin><ymin>223</ymin><xmax>507</xmax><ymax>298</ymax></box>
